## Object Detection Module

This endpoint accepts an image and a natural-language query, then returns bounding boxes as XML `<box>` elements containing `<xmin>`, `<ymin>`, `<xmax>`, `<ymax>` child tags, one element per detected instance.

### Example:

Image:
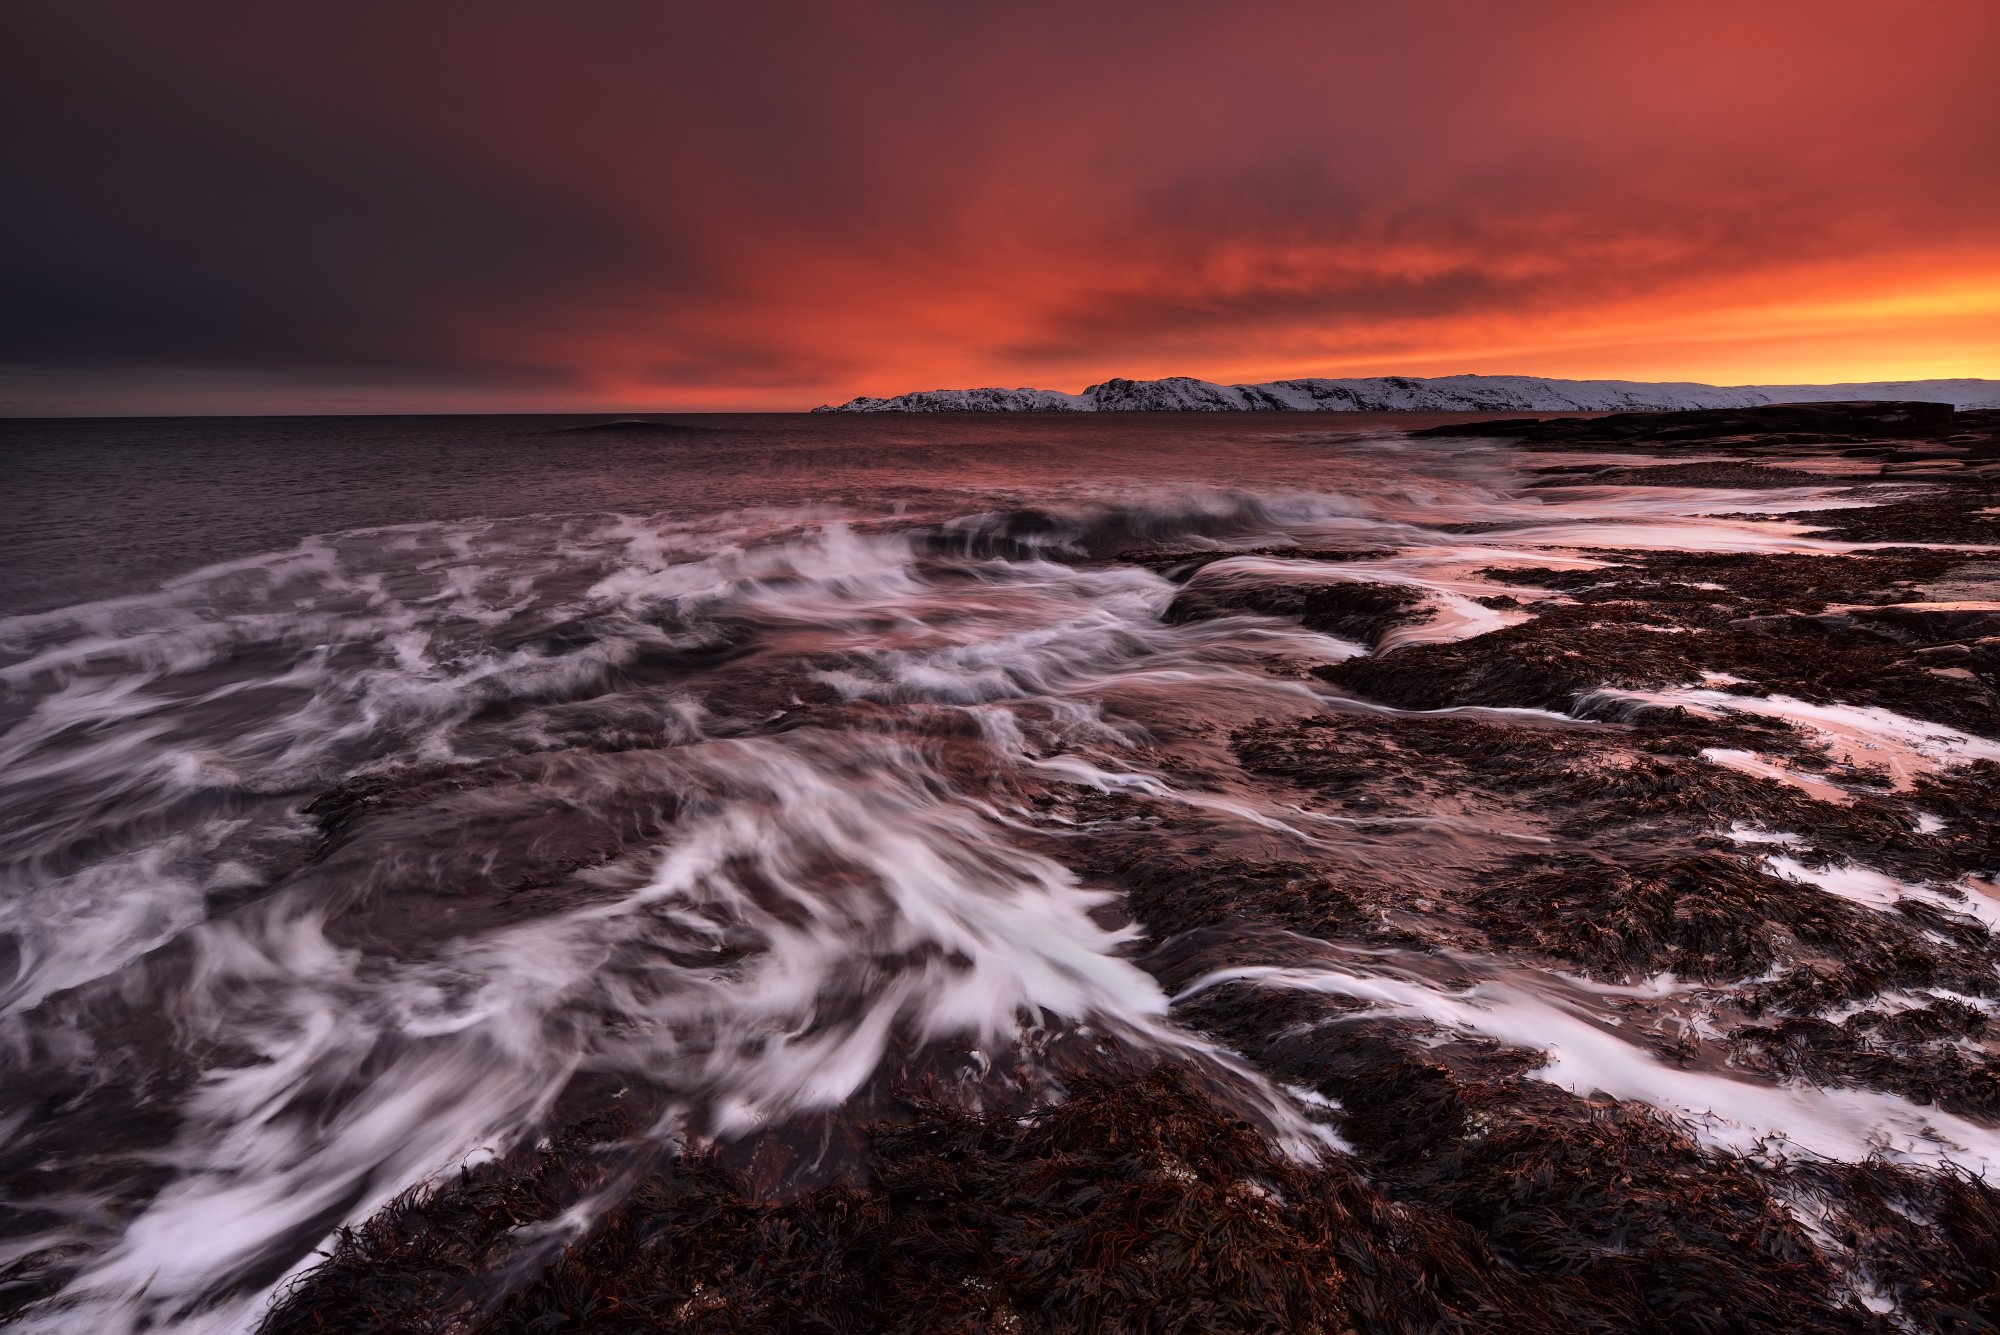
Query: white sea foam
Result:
<box><xmin>6</xmin><ymin>455</ymin><xmax>1993</xmax><ymax>1332</ymax></box>
<box><xmin>1764</xmin><ymin>854</ymin><xmax>2000</xmax><ymax>935</ymax></box>
<box><xmin>1176</xmin><ymin>959</ymin><xmax>2000</xmax><ymax>1177</ymax></box>
<box><xmin>1698</xmin><ymin>748</ymin><xmax>1853</xmax><ymax>804</ymax></box>
<box><xmin>1595</xmin><ymin>687</ymin><xmax>2000</xmax><ymax>789</ymax></box>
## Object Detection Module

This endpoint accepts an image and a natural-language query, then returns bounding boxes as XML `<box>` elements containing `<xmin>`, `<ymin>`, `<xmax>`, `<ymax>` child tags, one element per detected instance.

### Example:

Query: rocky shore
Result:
<box><xmin>248</xmin><ymin>403</ymin><xmax>2000</xmax><ymax>1334</ymax></box>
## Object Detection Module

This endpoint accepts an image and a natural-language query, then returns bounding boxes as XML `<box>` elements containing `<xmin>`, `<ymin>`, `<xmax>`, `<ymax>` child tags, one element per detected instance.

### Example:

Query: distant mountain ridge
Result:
<box><xmin>814</xmin><ymin>374</ymin><xmax>2000</xmax><ymax>413</ymax></box>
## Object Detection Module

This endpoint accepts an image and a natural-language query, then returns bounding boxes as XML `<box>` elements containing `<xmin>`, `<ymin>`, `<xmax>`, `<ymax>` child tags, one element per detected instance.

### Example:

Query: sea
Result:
<box><xmin>2</xmin><ymin>411</ymin><xmax>1993</xmax><ymax>1332</ymax></box>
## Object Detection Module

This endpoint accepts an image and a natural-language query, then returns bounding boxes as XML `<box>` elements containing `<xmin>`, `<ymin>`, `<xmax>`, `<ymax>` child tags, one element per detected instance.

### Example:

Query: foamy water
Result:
<box><xmin>2</xmin><ymin>423</ymin><xmax>1995</xmax><ymax>1332</ymax></box>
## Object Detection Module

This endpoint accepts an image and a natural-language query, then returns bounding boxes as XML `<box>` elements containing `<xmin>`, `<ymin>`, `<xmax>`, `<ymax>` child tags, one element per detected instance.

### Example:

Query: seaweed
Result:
<box><xmin>251</xmin><ymin>403</ymin><xmax>2000</xmax><ymax>1333</ymax></box>
<box><xmin>1727</xmin><ymin>1006</ymin><xmax>2000</xmax><ymax>1120</ymax></box>
<box><xmin>1176</xmin><ymin>990</ymin><xmax>1868</xmax><ymax>1334</ymax></box>
<box><xmin>1781</xmin><ymin>1158</ymin><xmax>2000</xmax><ymax>1332</ymax></box>
<box><xmin>266</xmin><ymin>1069</ymin><xmax>1372</xmax><ymax>1335</ymax></box>
<box><xmin>265</xmin><ymin>1059</ymin><xmax>1883</xmax><ymax>1334</ymax></box>
<box><xmin>1166</xmin><ymin>578</ymin><xmax>1431</xmax><ymax>648</ymax></box>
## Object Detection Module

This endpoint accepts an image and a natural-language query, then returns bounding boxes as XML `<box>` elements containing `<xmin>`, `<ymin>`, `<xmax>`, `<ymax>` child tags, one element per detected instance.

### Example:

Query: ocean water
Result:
<box><xmin>1</xmin><ymin>412</ymin><xmax>1524</xmax><ymax>616</ymax></box>
<box><xmin>2</xmin><ymin>412</ymin><xmax>1994</xmax><ymax>1332</ymax></box>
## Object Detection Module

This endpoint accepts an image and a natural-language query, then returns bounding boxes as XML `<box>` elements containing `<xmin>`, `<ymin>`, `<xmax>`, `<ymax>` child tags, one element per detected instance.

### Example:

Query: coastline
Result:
<box><xmin>251</xmin><ymin>402</ymin><xmax>2000</xmax><ymax>1333</ymax></box>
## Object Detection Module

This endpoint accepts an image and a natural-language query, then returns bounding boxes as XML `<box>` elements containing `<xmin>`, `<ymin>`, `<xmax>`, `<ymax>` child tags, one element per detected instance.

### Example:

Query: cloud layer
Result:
<box><xmin>6</xmin><ymin>0</ymin><xmax>1997</xmax><ymax>413</ymax></box>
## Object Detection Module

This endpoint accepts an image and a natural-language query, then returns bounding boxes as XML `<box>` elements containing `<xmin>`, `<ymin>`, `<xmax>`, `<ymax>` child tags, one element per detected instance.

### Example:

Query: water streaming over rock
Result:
<box><xmin>3</xmin><ymin>414</ymin><xmax>1996</xmax><ymax>1330</ymax></box>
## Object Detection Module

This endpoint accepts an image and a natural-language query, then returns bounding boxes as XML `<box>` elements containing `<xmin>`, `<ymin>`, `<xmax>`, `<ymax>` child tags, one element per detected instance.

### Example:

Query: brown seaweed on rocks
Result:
<box><xmin>1231</xmin><ymin>705</ymin><xmax>1989</xmax><ymax>888</ymax></box>
<box><xmin>244</xmin><ymin>402</ymin><xmax>2000</xmax><ymax>1333</ymax></box>
<box><xmin>1529</xmin><ymin>461</ymin><xmax>1859</xmax><ymax>489</ymax></box>
<box><xmin>1412</xmin><ymin>401</ymin><xmax>1969</xmax><ymax>449</ymax></box>
<box><xmin>1112</xmin><ymin>546</ymin><xmax>1399</xmax><ymax>578</ymax></box>
<box><xmin>1779</xmin><ymin>1159</ymin><xmax>2000</xmax><ymax>1333</ymax></box>
<box><xmin>1727</xmin><ymin>1006</ymin><xmax>2000</xmax><ymax>1121</ymax></box>
<box><xmin>1320</xmin><ymin>551</ymin><xmax>1998</xmax><ymax>734</ymax></box>
<box><xmin>266</xmin><ymin>1068</ymin><xmax>1372</xmax><ymax>1335</ymax></box>
<box><xmin>1471</xmin><ymin>851</ymin><xmax>1864</xmax><ymax>983</ymax></box>
<box><xmin>1165</xmin><ymin>576</ymin><xmax>1431</xmax><ymax>648</ymax></box>
<box><xmin>263</xmin><ymin>1060</ymin><xmax>1886</xmax><ymax>1335</ymax></box>
<box><xmin>1167</xmin><ymin>990</ymin><xmax>1868</xmax><ymax>1334</ymax></box>
<box><xmin>1773</xmin><ymin>491</ymin><xmax>2000</xmax><ymax>546</ymax></box>
<box><xmin>1231</xmin><ymin>715</ymin><xmax>1992</xmax><ymax>988</ymax></box>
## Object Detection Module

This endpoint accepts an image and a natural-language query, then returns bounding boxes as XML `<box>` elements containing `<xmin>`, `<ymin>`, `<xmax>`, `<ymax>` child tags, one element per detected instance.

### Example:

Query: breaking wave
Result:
<box><xmin>3</xmin><ymin>452</ymin><xmax>1995</xmax><ymax>1332</ymax></box>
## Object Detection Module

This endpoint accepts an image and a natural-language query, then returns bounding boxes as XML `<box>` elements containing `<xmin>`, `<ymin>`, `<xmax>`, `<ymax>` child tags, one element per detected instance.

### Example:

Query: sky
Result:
<box><xmin>5</xmin><ymin>0</ymin><xmax>1998</xmax><ymax>415</ymax></box>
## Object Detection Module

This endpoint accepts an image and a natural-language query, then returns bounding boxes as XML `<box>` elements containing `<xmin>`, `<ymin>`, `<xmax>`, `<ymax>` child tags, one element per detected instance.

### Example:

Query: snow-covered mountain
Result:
<box><xmin>815</xmin><ymin>374</ymin><xmax>2000</xmax><ymax>413</ymax></box>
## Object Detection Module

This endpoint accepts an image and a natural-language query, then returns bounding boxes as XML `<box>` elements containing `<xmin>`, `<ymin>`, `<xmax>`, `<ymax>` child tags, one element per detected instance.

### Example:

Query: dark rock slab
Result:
<box><xmin>1165</xmin><ymin>575</ymin><xmax>1430</xmax><ymax>646</ymax></box>
<box><xmin>1529</xmin><ymin>462</ymin><xmax>1853</xmax><ymax>489</ymax></box>
<box><xmin>1416</xmin><ymin>400</ymin><xmax>1963</xmax><ymax>446</ymax></box>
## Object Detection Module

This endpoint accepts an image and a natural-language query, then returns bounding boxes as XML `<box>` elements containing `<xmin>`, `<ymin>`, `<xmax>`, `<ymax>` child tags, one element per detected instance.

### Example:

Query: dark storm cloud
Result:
<box><xmin>1</xmin><ymin>10</ymin><xmax>701</xmax><ymax>384</ymax></box>
<box><xmin>5</xmin><ymin>0</ymin><xmax>1997</xmax><ymax>413</ymax></box>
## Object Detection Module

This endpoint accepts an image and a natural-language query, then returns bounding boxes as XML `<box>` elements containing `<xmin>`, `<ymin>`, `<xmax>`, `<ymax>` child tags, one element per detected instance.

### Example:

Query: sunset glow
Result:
<box><xmin>6</xmin><ymin>0</ymin><xmax>1996</xmax><ymax>414</ymax></box>
<box><xmin>12</xmin><ymin>6</ymin><xmax>2000</xmax><ymax>1327</ymax></box>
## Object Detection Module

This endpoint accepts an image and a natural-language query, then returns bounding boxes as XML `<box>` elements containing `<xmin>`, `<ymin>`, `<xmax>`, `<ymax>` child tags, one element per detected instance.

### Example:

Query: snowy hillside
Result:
<box><xmin>815</xmin><ymin>373</ymin><xmax>2000</xmax><ymax>413</ymax></box>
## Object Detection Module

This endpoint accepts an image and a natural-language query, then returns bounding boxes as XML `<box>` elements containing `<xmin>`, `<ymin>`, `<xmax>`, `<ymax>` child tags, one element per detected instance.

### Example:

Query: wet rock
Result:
<box><xmin>1781</xmin><ymin>1159</ymin><xmax>2000</xmax><ymax>1332</ymax></box>
<box><xmin>1114</xmin><ymin>545</ymin><xmax>1396</xmax><ymax>579</ymax></box>
<box><xmin>1319</xmin><ymin>611</ymin><xmax>1702</xmax><ymax>711</ymax></box>
<box><xmin>1165</xmin><ymin>575</ymin><xmax>1430</xmax><ymax>647</ymax></box>
<box><xmin>1473</xmin><ymin>851</ymin><xmax>1861</xmax><ymax>983</ymax></box>
<box><xmin>1920</xmin><ymin>560</ymin><xmax>2000</xmax><ymax>603</ymax></box>
<box><xmin>302</xmin><ymin>760</ymin><xmax>526</xmax><ymax>837</ymax></box>
<box><xmin>1731</xmin><ymin>603</ymin><xmax>2000</xmax><ymax>647</ymax></box>
<box><xmin>1320</xmin><ymin>553</ymin><xmax>1998</xmax><ymax>734</ymax></box>
<box><xmin>1176</xmin><ymin>991</ymin><xmax>1866</xmax><ymax>1333</ymax></box>
<box><xmin>1416</xmin><ymin>400</ymin><xmax>1965</xmax><ymax>447</ymax></box>
<box><xmin>1728</xmin><ymin>1007</ymin><xmax>2000</xmax><ymax>1120</ymax></box>
<box><xmin>262</xmin><ymin>1056</ymin><xmax>1881</xmax><ymax>1335</ymax></box>
<box><xmin>298</xmin><ymin>751</ymin><xmax>688</xmax><ymax>944</ymax></box>
<box><xmin>265</xmin><ymin>1068</ymin><xmax>1373</xmax><ymax>1335</ymax></box>
<box><xmin>1530</xmin><ymin>461</ymin><xmax>1845</xmax><ymax>489</ymax></box>
<box><xmin>1776</xmin><ymin>491</ymin><xmax>2000</xmax><ymax>546</ymax></box>
<box><xmin>1491</xmin><ymin>551</ymin><xmax>1961</xmax><ymax>613</ymax></box>
<box><xmin>1839</xmin><ymin>603</ymin><xmax>2000</xmax><ymax>644</ymax></box>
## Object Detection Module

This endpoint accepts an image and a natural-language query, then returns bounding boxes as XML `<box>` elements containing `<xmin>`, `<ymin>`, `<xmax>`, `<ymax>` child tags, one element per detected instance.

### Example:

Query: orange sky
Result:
<box><xmin>6</xmin><ymin>0</ymin><xmax>1997</xmax><ymax>414</ymax></box>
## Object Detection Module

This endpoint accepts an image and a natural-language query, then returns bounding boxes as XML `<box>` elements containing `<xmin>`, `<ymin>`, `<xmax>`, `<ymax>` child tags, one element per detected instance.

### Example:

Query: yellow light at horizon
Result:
<box><xmin>1204</xmin><ymin>266</ymin><xmax>2000</xmax><ymax>390</ymax></box>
